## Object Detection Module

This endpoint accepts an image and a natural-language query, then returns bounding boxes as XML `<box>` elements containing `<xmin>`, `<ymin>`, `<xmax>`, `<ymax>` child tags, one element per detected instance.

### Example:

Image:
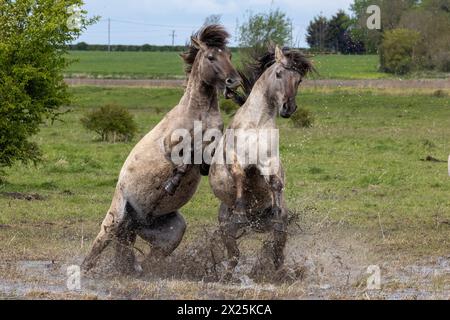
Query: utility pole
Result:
<box><xmin>108</xmin><ymin>18</ymin><xmax>111</xmax><ymax>52</ymax></box>
<box><xmin>290</xmin><ymin>21</ymin><xmax>294</xmax><ymax>48</ymax></box>
<box><xmin>170</xmin><ymin>30</ymin><xmax>176</xmax><ymax>47</ymax></box>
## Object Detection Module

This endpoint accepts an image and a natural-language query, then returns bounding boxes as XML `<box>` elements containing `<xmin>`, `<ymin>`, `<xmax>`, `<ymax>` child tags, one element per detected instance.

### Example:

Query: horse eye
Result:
<box><xmin>208</xmin><ymin>54</ymin><xmax>215</xmax><ymax>61</ymax></box>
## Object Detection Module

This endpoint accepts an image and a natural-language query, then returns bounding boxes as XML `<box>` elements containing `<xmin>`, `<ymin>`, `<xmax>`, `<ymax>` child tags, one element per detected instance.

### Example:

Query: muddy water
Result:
<box><xmin>0</xmin><ymin>228</ymin><xmax>449</xmax><ymax>299</ymax></box>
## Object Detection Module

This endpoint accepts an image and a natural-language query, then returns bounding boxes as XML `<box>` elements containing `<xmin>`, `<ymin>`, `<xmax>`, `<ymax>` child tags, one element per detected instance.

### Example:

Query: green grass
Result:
<box><xmin>65</xmin><ymin>51</ymin><xmax>188</xmax><ymax>79</ymax></box>
<box><xmin>310</xmin><ymin>54</ymin><xmax>386</xmax><ymax>79</ymax></box>
<box><xmin>1</xmin><ymin>87</ymin><xmax>449</xmax><ymax>257</ymax></box>
<box><xmin>66</xmin><ymin>51</ymin><xmax>390</xmax><ymax>80</ymax></box>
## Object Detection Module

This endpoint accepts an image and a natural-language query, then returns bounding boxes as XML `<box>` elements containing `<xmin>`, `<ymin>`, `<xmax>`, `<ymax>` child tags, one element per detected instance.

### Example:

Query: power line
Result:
<box><xmin>99</xmin><ymin>18</ymin><xmax>198</xmax><ymax>30</ymax></box>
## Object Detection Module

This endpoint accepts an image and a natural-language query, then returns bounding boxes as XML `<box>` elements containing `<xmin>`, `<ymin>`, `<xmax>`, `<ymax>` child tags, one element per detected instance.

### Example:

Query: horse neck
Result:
<box><xmin>181</xmin><ymin>67</ymin><xmax>218</xmax><ymax>115</ymax></box>
<box><xmin>243</xmin><ymin>78</ymin><xmax>278</xmax><ymax>127</ymax></box>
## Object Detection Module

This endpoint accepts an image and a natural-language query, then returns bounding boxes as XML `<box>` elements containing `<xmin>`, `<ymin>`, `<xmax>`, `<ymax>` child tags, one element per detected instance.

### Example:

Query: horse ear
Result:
<box><xmin>191</xmin><ymin>37</ymin><xmax>207</xmax><ymax>51</ymax></box>
<box><xmin>275</xmin><ymin>45</ymin><xmax>285</xmax><ymax>63</ymax></box>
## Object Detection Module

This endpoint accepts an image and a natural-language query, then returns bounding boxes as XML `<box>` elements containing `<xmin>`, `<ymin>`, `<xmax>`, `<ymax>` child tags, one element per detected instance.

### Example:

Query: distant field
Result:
<box><xmin>65</xmin><ymin>51</ymin><xmax>388</xmax><ymax>80</ymax></box>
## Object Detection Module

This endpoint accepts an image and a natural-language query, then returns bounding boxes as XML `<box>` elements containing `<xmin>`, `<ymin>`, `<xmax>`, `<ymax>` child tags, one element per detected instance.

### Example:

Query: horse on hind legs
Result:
<box><xmin>209</xmin><ymin>45</ymin><xmax>313</xmax><ymax>281</ymax></box>
<box><xmin>82</xmin><ymin>25</ymin><xmax>241</xmax><ymax>274</ymax></box>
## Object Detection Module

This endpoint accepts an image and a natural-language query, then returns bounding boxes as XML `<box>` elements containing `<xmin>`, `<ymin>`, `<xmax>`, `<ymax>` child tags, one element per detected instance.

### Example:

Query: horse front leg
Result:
<box><xmin>164</xmin><ymin>163</ymin><xmax>193</xmax><ymax>196</ymax></box>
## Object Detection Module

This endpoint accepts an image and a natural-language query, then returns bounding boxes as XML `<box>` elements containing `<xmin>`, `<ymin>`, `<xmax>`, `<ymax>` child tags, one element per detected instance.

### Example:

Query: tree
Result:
<box><xmin>399</xmin><ymin>2</ymin><xmax>450</xmax><ymax>71</ymax></box>
<box><xmin>349</xmin><ymin>0</ymin><xmax>419</xmax><ymax>53</ymax></box>
<box><xmin>0</xmin><ymin>0</ymin><xmax>96</xmax><ymax>173</ymax></box>
<box><xmin>306</xmin><ymin>15</ymin><xmax>329</xmax><ymax>51</ymax></box>
<box><xmin>380</xmin><ymin>28</ymin><xmax>420</xmax><ymax>74</ymax></box>
<box><xmin>326</xmin><ymin>10</ymin><xmax>352</xmax><ymax>52</ymax></box>
<box><xmin>204</xmin><ymin>14</ymin><xmax>222</xmax><ymax>26</ymax></box>
<box><xmin>238</xmin><ymin>9</ymin><xmax>292</xmax><ymax>48</ymax></box>
<box><xmin>306</xmin><ymin>11</ymin><xmax>364</xmax><ymax>54</ymax></box>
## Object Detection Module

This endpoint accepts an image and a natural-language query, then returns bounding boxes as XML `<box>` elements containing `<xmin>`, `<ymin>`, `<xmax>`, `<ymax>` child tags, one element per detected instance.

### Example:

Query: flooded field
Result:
<box><xmin>1</xmin><ymin>221</ymin><xmax>448</xmax><ymax>300</ymax></box>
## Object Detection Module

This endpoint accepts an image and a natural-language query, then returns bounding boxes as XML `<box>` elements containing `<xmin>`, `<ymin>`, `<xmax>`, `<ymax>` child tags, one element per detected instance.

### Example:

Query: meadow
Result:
<box><xmin>1</xmin><ymin>86</ymin><xmax>449</xmax><ymax>299</ymax></box>
<box><xmin>65</xmin><ymin>51</ymin><xmax>388</xmax><ymax>80</ymax></box>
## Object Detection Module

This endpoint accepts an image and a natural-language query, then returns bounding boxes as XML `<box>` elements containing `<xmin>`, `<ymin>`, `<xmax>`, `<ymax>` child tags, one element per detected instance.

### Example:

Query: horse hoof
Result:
<box><xmin>134</xmin><ymin>263</ymin><xmax>144</xmax><ymax>276</ymax></box>
<box><xmin>272</xmin><ymin>221</ymin><xmax>287</xmax><ymax>232</ymax></box>
<box><xmin>164</xmin><ymin>182</ymin><xmax>177</xmax><ymax>196</ymax></box>
<box><xmin>220</xmin><ymin>272</ymin><xmax>233</xmax><ymax>283</ymax></box>
<box><xmin>233</xmin><ymin>213</ymin><xmax>249</xmax><ymax>225</ymax></box>
<box><xmin>81</xmin><ymin>258</ymin><xmax>95</xmax><ymax>272</ymax></box>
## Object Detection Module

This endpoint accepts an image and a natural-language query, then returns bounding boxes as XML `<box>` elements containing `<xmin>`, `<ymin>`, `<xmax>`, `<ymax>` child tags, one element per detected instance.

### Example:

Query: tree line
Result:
<box><xmin>69</xmin><ymin>43</ymin><xmax>240</xmax><ymax>52</ymax></box>
<box><xmin>306</xmin><ymin>0</ymin><xmax>450</xmax><ymax>73</ymax></box>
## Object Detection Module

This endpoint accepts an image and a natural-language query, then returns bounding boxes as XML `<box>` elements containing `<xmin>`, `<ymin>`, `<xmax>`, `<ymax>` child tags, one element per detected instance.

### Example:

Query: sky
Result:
<box><xmin>76</xmin><ymin>0</ymin><xmax>354</xmax><ymax>47</ymax></box>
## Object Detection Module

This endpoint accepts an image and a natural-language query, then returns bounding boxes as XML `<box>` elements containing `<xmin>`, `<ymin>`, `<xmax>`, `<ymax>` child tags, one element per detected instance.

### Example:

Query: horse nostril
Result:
<box><xmin>226</xmin><ymin>78</ymin><xmax>240</xmax><ymax>88</ymax></box>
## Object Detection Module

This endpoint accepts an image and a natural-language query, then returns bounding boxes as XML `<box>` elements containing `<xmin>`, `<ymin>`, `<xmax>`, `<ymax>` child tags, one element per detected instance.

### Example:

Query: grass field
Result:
<box><xmin>65</xmin><ymin>51</ymin><xmax>390</xmax><ymax>80</ymax></box>
<box><xmin>1</xmin><ymin>87</ymin><xmax>449</xmax><ymax>298</ymax></box>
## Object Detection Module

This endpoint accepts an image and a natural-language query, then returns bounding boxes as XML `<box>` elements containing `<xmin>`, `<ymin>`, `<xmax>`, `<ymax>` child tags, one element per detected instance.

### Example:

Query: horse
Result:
<box><xmin>209</xmin><ymin>45</ymin><xmax>313</xmax><ymax>280</ymax></box>
<box><xmin>82</xmin><ymin>25</ymin><xmax>241</xmax><ymax>274</ymax></box>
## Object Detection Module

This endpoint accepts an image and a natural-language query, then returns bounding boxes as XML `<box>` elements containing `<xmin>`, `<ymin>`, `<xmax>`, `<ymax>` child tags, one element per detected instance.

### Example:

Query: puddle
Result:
<box><xmin>0</xmin><ymin>230</ymin><xmax>448</xmax><ymax>299</ymax></box>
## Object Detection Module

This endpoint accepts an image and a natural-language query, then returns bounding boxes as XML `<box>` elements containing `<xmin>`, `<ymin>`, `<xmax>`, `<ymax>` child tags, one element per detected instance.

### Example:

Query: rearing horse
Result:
<box><xmin>209</xmin><ymin>45</ymin><xmax>313</xmax><ymax>280</ymax></box>
<box><xmin>82</xmin><ymin>25</ymin><xmax>241</xmax><ymax>273</ymax></box>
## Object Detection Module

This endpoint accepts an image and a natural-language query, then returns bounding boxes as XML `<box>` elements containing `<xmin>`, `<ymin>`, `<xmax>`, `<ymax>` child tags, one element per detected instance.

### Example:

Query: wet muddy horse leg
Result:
<box><xmin>218</xmin><ymin>203</ymin><xmax>243</xmax><ymax>281</ymax></box>
<box><xmin>229</xmin><ymin>162</ymin><xmax>249</xmax><ymax>224</ymax></box>
<box><xmin>113</xmin><ymin>215</ymin><xmax>140</xmax><ymax>274</ymax></box>
<box><xmin>267</xmin><ymin>175</ymin><xmax>288</xmax><ymax>269</ymax></box>
<box><xmin>82</xmin><ymin>203</ymin><xmax>139</xmax><ymax>274</ymax></box>
<box><xmin>82</xmin><ymin>211</ymin><xmax>116</xmax><ymax>271</ymax></box>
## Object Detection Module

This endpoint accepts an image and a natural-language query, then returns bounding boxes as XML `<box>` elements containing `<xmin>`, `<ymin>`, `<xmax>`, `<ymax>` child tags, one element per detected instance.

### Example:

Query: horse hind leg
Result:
<box><xmin>113</xmin><ymin>205</ymin><xmax>140</xmax><ymax>275</ymax></box>
<box><xmin>271</xmin><ymin>217</ymin><xmax>288</xmax><ymax>269</ymax></box>
<box><xmin>82</xmin><ymin>207</ymin><xmax>120</xmax><ymax>272</ymax></box>
<box><xmin>219</xmin><ymin>203</ymin><xmax>243</xmax><ymax>282</ymax></box>
<box><xmin>230</xmin><ymin>162</ymin><xmax>249</xmax><ymax>225</ymax></box>
<box><xmin>82</xmin><ymin>213</ymin><xmax>114</xmax><ymax>271</ymax></box>
<box><xmin>82</xmin><ymin>200</ymin><xmax>140</xmax><ymax>275</ymax></box>
<box><xmin>137</xmin><ymin>211</ymin><xmax>187</xmax><ymax>261</ymax></box>
<box><xmin>267</xmin><ymin>175</ymin><xmax>288</xmax><ymax>269</ymax></box>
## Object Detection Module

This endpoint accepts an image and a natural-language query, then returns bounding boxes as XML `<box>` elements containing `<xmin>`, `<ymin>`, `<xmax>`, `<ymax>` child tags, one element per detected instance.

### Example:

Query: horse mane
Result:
<box><xmin>181</xmin><ymin>24</ymin><xmax>230</xmax><ymax>74</ymax></box>
<box><xmin>231</xmin><ymin>45</ymin><xmax>314</xmax><ymax>106</ymax></box>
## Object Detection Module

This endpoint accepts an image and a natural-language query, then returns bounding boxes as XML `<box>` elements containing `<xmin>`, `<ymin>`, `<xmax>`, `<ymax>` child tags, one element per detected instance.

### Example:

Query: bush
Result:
<box><xmin>380</xmin><ymin>29</ymin><xmax>420</xmax><ymax>75</ymax></box>
<box><xmin>434</xmin><ymin>51</ymin><xmax>450</xmax><ymax>72</ymax></box>
<box><xmin>81</xmin><ymin>105</ymin><xmax>137</xmax><ymax>142</ymax></box>
<box><xmin>433</xmin><ymin>90</ymin><xmax>448</xmax><ymax>98</ymax></box>
<box><xmin>0</xmin><ymin>0</ymin><xmax>96</xmax><ymax>171</ymax></box>
<box><xmin>291</xmin><ymin>108</ymin><xmax>314</xmax><ymax>128</ymax></box>
<box><xmin>220</xmin><ymin>99</ymin><xmax>239</xmax><ymax>115</ymax></box>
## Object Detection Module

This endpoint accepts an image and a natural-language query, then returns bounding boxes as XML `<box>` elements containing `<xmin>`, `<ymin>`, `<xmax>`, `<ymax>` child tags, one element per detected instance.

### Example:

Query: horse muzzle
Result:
<box><xmin>280</xmin><ymin>101</ymin><xmax>297</xmax><ymax>119</ymax></box>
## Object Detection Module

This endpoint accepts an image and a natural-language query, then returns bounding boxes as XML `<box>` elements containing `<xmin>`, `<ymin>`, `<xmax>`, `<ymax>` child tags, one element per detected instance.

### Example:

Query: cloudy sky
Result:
<box><xmin>77</xmin><ymin>0</ymin><xmax>354</xmax><ymax>47</ymax></box>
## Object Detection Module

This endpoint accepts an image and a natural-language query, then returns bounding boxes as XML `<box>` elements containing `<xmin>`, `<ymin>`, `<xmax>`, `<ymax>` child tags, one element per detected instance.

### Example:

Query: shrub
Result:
<box><xmin>433</xmin><ymin>90</ymin><xmax>448</xmax><ymax>98</ymax></box>
<box><xmin>81</xmin><ymin>105</ymin><xmax>137</xmax><ymax>142</ymax></box>
<box><xmin>220</xmin><ymin>99</ymin><xmax>239</xmax><ymax>115</ymax></box>
<box><xmin>0</xmin><ymin>0</ymin><xmax>96</xmax><ymax>172</ymax></box>
<box><xmin>433</xmin><ymin>51</ymin><xmax>450</xmax><ymax>73</ymax></box>
<box><xmin>291</xmin><ymin>108</ymin><xmax>314</xmax><ymax>128</ymax></box>
<box><xmin>380</xmin><ymin>29</ymin><xmax>420</xmax><ymax>75</ymax></box>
